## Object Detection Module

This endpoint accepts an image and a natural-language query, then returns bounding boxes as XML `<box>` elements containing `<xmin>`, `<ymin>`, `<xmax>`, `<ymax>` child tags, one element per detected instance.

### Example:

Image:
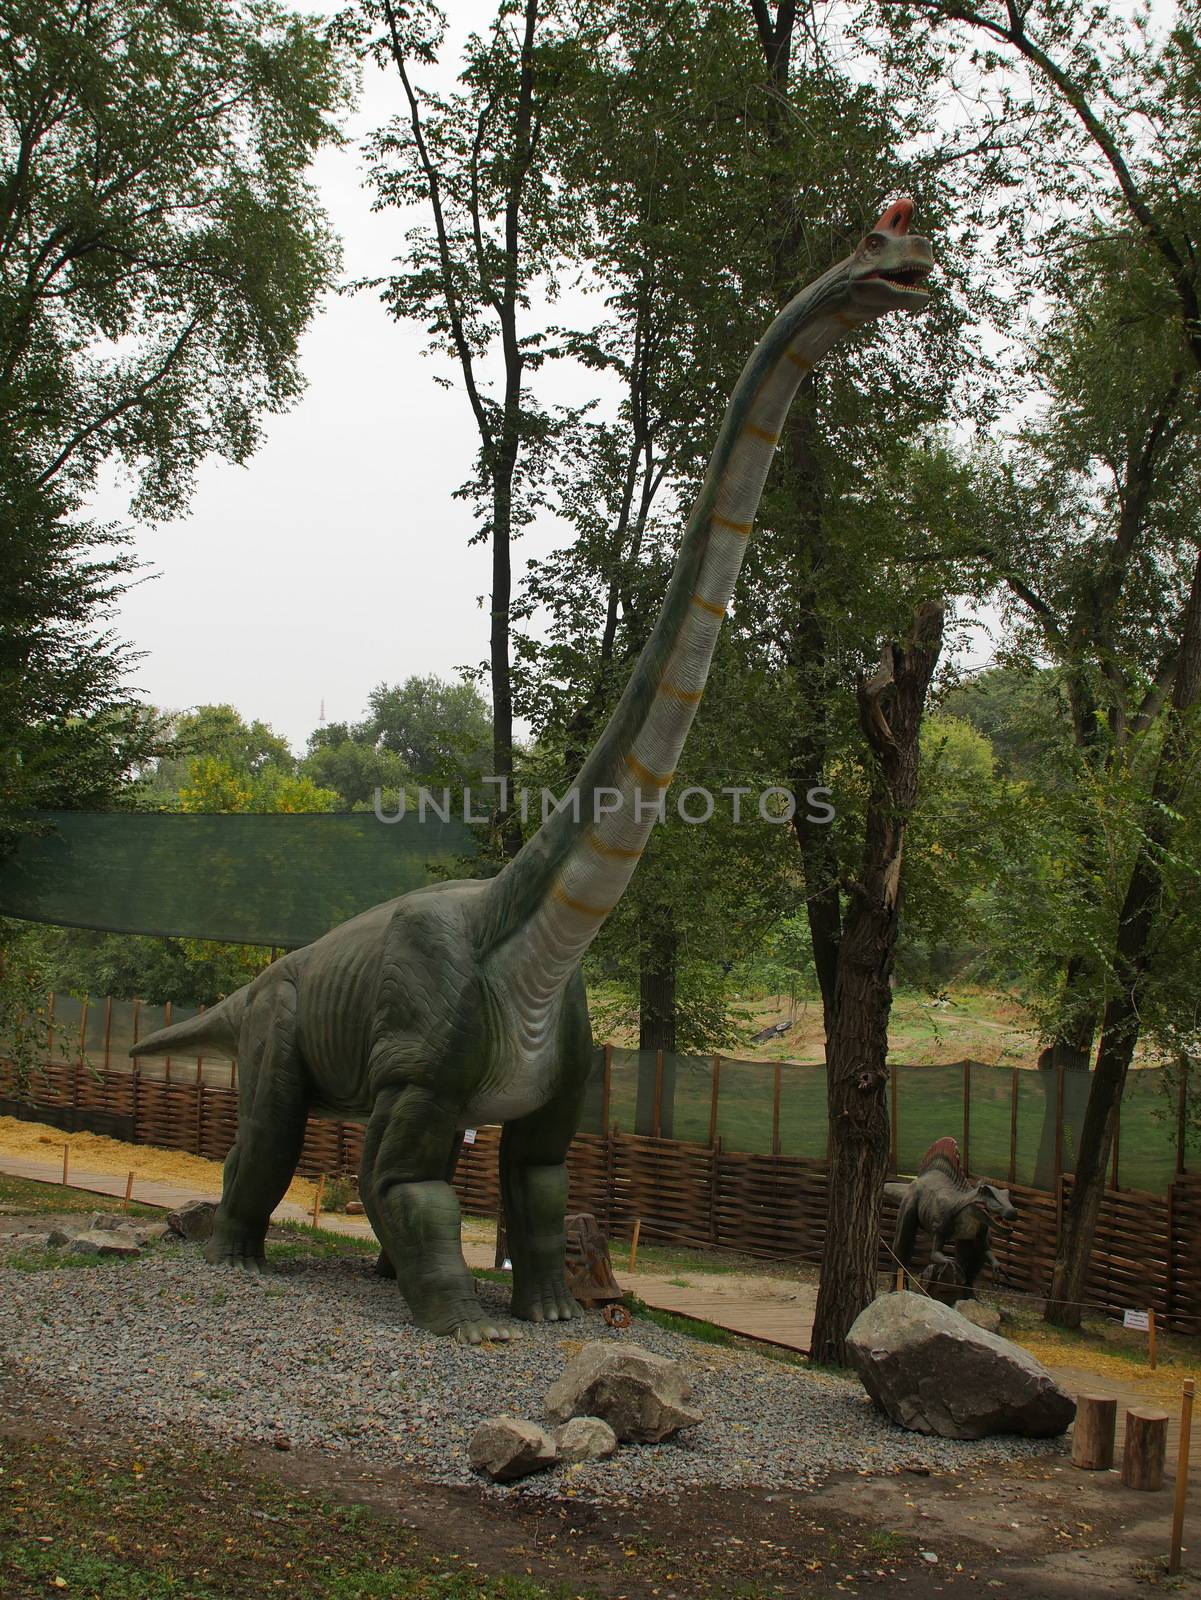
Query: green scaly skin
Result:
<box><xmin>131</xmin><ymin>201</ymin><xmax>934</xmax><ymax>1341</ymax></box>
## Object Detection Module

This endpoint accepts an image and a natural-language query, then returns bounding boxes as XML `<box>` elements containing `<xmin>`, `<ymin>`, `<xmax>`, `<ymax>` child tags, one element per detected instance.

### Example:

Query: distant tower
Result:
<box><xmin>319</xmin><ymin>697</ymin><xmax>326</xmax><ymax>725</ymax></box>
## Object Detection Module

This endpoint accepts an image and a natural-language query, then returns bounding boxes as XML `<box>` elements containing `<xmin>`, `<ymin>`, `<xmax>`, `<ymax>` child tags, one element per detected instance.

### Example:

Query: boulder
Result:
<box><xmin>68</xmin><ymin>1231</ymin><xmax>141</xmax><ymax>1258</ymax></box>
<box><xmin>956</xmin><ymin>1300</ymin><xmax>1003</xmax><ymax>1334</ymax></box>
<box><xmin>847</xmin><ymin>1291</ymin><xmax>1075</xmax><ymax>1441</ymax></box>
<box><xmin>167</xmin><ymin>1201</ymin><xmax>218</xmax><ymax>1241</ymax></box>
<box><xmin>554</xmin><ymin>1415</ymin><xmax>618</xmax><ymax>1464</ymax></box>
<box><xmin>468</xmin><ymin>1416</ymin><xmax>559</xmax><ymax>1482</ymax></box>
<box><xmin>545</xmin><ymin>1341</ymin><xmax>702</xmax><ymax>1444</ymax></box>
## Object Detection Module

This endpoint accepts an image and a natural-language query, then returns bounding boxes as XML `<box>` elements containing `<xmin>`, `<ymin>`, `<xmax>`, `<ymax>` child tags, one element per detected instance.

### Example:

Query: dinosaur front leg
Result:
<box><xmin>365</xmin><ymin>1088</ymin><xmax>515</xmax><ymax>1343</ymax></box>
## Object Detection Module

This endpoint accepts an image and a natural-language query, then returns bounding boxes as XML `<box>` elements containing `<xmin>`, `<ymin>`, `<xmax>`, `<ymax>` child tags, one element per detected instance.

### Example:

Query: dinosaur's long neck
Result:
<box><xmin>484</xmin><ymin>258</ymin><xmax>867</xmax><ymax>1004</ymax></box>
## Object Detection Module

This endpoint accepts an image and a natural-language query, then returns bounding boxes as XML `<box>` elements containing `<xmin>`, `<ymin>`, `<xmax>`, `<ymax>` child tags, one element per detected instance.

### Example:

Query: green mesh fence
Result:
<box><xmin>0</xmin><ymin>810</ymin><xmax>479</xmax><ymax>947</ymax></box>
<box><xmin>1117</xmin><ymin>1067</ymin><xmax>1179</xmax><ymax>1192</ymax></box>
<box><xmin>6</xmin><ymin>983</ymin><xmax>1194</xmax><ymax>1192</ymax></box>
<box><xmin>895</xmin><ymin>1063</ymin><xmax>964</xmax><ymax>1173</ymax></box>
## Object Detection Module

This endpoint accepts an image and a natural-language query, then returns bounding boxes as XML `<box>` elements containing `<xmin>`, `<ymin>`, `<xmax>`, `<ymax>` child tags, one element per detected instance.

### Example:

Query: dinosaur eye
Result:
<box><xmin>864</xmin><ymin>235</ymin><xmax>883</xmax><ymax>255</ymax></box>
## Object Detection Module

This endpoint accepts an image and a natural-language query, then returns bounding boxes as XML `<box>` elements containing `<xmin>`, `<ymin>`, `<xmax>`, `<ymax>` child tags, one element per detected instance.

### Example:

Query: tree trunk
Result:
<box><xmin>810</xmin><ymin>602</ymin><xmax>945</xmax><ymax>1365</ymax></box>
<box><xmin>1046</xmin><ymin>550</ymin><xmax>1201</xmax><ymax>1326</ymax></box>
<box><xmin>639</xmin><ymin>917</ymin><xmax>678</xmax><ymax>1054</ymax></box>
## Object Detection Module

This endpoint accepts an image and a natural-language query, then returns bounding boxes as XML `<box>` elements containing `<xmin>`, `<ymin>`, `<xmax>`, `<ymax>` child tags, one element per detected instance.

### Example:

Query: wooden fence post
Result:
<box><xmin>1178</xmin><ymin>1057</ymin><xmax>1190</xmax><ymax>1177</ymax></box>
<box><xmin>78</xmin><ymin>997</ymin><xmax>88</xmax><ymax>1067</ymax></box>
<box><xmin>163</xmin><ymin>1000</ymin><xmax>172</xmax><ymax>1083</ymax></box>
<box><xmin>890</xmin><ymin>1062</ymin><xmax>898</xmax><ymax>1174</ymax></box>
<box><xmin>771</xmin><ymin>1063</ymin><xmax>782</xmax><ymax>1157</ymax></box>
<box><xmin>962</xmin><ymin>1059</ymin><xmax>971</xmax><ymax>1175</ymax></box>
<box><xmin>708</xmin><ymin>1055</ymin><xmax>721</xmax><ymax>1148</ymax></box>
<box><xmin>1009</xmin><ymin>1066</ymin><xmax>1019</xmax><ymax>1185</ymax></box>
<box><xmin>708</xmin><ymin>1134</ymin><xmax>721</xmax><ymax>1248</ymax></box>
<box><xmin>1112</xmin><ymin>1100</ymin><xmax>1121</xmax><ymax>1190</ymax></box>
<box><xmin>1055</xmin><ymin>1062</ymin><xmax>1065</xmax><ymax>1187</ymax></box>
<box><xmin>1169</xmin><ymin>1379</ymin><xmax>1195</xmax><ymax>1575</ymax></box>
<box><xmin>45</xmin><ymin>992</ymin><xmax>55</xmax><ymax>1063</ymax></box>
<box><xmin>102</xmin><ymin>996</ymin><xmax>112</xmax><ymax>1072</ymax></box>
<box><xmin>601</xmin><ymin>1043</ymin><xmax>612</xmax><ymax>1133</ymax></box>
<box><xmin>652</xmin><ymin>1049</ymin><xmax>664</xmax><ymax>1138</ymax></box>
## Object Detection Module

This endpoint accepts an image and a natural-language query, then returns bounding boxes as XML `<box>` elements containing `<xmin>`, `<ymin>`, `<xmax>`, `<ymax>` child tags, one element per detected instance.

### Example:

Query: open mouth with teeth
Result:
<box><xmin>866</xmin><ymin>264</ymin><xmax>932</xmax><ymax>295</ymax></box>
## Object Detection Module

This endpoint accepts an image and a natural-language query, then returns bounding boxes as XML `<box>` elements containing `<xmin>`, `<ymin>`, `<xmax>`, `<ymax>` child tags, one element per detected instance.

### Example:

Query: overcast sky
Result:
<box><xmin>91</xmin><ymin>7</ymin><xmax>999</xmax><ymax>756</ymax></box>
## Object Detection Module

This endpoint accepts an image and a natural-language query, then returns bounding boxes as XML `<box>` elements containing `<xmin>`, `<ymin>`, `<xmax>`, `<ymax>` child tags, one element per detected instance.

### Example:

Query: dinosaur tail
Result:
<box><xmin>129</xmin><ymin>990</ymin><xmax>247</xmax><ymax>1061</ymax></box>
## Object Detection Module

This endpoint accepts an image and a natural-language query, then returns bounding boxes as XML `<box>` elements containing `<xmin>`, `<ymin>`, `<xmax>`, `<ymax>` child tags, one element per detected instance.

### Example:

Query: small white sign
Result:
<box><xmin>1124</xmin><ymin>1309</ymin><xmax>1150</xmax><ymax>1331</ymax></box>
<box><xmin>462</xmin><ymin>1128</ymin><xmax>477</xmax><ymax>1145</ymax></box>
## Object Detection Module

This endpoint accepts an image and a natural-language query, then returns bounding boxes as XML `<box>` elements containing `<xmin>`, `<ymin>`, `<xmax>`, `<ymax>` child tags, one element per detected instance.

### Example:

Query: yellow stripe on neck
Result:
<box><xmin>689</xmin><ymin>592</ymin><xmax>725</xmax><ymax>618</ymax></box>
<box><xmin>658</xmin><ymin>678</ymin><xmax>703</xmax><ymax>705</ymax></box>
<box><xmin>586</xmin><ymin>828</ymin><xmax>644</xmax><ymax>862</ymax></box>
<box><xmin>744</xmin><ymin>423</ymin><xmax>780</xmax><ymax>445</ymax></box>
<box><xmin>712</xmin><ymin>512</ymin><xmax>753</xmax><ymax>537</ymax></box>
<box><xmin>552</xmin><ymin>883</ymin><xmax>615</xmax><ymax>919</ymax></box>
<box><xmin>785</xmin><ymin>349</ymin><xmax>813</xmax><ymax>370</ymax></box>
<box><xmin>625</xmin><ymin>752</ymin><xmax>674</xmax><ymax>789</ymax></box>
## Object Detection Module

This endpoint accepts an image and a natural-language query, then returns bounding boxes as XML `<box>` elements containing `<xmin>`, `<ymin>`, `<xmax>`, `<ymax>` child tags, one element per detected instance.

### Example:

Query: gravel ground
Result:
<box><xmin>1</xmin><ymin>1237</ymin><xmax>1063</xmax><ymax>1501</ymax></box>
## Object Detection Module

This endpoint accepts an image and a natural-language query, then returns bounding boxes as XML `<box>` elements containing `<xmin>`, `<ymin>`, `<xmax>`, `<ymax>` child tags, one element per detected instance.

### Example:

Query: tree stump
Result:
<box><xmin>1072</xmin><ymin>1394</ymin><xmax>1118</xmax><ymax>1470</ymax></box>
<box><xmin>565</xmin><ymin>1212</ymin><xmax>622</xmax><ymax>1308</ymax></box>
<box><xmin>1121</xmin><ymin>1408</ymin><xmax>1168</xmax><ymax>1490</ymax></box>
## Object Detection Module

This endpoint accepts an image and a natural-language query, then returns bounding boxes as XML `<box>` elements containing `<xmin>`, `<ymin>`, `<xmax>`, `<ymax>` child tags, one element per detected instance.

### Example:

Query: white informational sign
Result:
<box><xmin>1124</xmin><ymin>1308</ymin><xmax>1150</xmax><ymax>1331</ymax></box>
<box><xmin>463</xmin><ymin>1128</ymin><xmax>477</xmax><ymax>1145</ymax></box>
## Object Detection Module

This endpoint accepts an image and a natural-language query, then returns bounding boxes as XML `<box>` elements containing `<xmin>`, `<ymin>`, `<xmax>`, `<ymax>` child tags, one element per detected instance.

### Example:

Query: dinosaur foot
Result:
<box><xmin>511</xmin><ymin>1275</ymin><xmax>582</xmax><ymax>1325</ymax></box>
<box><xmin>203</xmin><ymin>1224</ymin><xmax>268</xmax><ymax>1273</ymax></box>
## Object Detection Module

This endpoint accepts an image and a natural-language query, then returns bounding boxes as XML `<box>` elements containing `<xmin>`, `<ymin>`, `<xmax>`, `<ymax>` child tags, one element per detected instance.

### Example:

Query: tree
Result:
<box><xmin>0</xmin><ymin>0</ymin><xmax>351</xmax><ymax>825</ymax></box>
<box><xmin>357</xmin><ymin>675</ymin><xmax>491</xmax><ymax>786</ymax></box>
<box><xmin>1047</xmin><ymin>549</ymin><xmax>1201</xmax><ymax>1324</ymax></box>
<box><xmin>810</xmin><ymin>602</ymin><xmax>944</xmax><ymax>1363</ymax></box>
<box><xmin>349</xmin><ymin>0</ymin><xmax>594</xmax><ymax>850</ymax></box>
<box><xmin>874</xmin><ymin>0</ymin><xmax>1201</xmax><ymax>377</ymax></box>
<box><xmin>301</xmin><ymin>721</ymin><xmax>409</xmax><ymax>809</ymax></box>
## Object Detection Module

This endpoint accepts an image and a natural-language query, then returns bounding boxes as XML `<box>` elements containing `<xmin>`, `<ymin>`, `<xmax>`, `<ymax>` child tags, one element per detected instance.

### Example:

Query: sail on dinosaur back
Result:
<box><xmin>131</xmin><ymin>199</ymin><xmax>934</xmax><ymax>1342</ymax></box>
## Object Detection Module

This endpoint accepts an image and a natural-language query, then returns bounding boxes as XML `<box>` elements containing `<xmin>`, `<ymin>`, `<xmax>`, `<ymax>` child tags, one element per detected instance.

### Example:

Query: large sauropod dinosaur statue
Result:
<box><xmin>132</xmin><ymin>199</ymin><xmax>934</xmax><ymax>1341</ymax></box>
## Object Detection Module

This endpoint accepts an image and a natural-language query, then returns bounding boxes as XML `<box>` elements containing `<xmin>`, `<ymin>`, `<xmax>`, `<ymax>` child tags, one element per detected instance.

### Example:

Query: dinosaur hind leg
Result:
<box><xmin>207</xmin><ymin>978</ymin><xmax>308</xmax><ymax>1272</ymax></box>
<box><xmin>504</xmin><ymin>972</ymin><xmax>590</xmax><ymax>1325</ymax></box>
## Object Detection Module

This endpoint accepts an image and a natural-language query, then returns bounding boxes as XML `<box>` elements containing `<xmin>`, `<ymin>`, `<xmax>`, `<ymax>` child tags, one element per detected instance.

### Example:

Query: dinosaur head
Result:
<box><xmin>845</xmin><ymin>197</ymin><xmax>933</xmax><ymax>317</ymax></box>
<box><xmin>974</xmin><ymin>1182</ymin><xmax>1018</xmax><ymax>1225</ymax></box>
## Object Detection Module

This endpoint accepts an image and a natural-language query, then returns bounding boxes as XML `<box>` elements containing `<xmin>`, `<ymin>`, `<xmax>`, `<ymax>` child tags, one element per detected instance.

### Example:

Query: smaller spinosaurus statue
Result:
<box><xmin>130</xmin><ymin>200</ymin><xmax>935</xmax><ymax>1341</ymax></box>
<box><xmin>886</xmin><ymin>1137</ymin><xmax>1017</xmax><ymax>1299</ymax></box>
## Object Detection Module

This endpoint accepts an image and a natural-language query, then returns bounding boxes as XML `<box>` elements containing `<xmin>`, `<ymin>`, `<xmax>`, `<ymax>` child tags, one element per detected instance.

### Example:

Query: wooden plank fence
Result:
<box><xmin>4</xmin><ymin>1057</ymin><xmax>1199</xmax><ymax>1333</ymax></box>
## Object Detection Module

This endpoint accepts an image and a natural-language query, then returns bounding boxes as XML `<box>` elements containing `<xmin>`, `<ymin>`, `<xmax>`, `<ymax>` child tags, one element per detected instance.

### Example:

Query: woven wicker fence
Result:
<box><xmin>4</xmin><ymin>1056</ymin><xmax>1198</xmax><ymax>1334</ymax></box>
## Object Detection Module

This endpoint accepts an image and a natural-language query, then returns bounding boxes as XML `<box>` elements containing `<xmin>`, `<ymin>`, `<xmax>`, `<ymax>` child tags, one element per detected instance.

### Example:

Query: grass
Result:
<box><xmin>5</xmin><ymin>1247</ymin><xmax>140</xmax><ymax>1272</ymax></box>
<box><xmin>0</xmin><ymin>1435</ymin><xmax>578</xmax><ymax>1600</ymax></box>
<box><xmin>0</xmin><ymin>1169</ymin><xmax>162</xmax><ymax>1218</ymax></box>
<box><xmin>269</xmin><ymin>1219</ymin><xmax>378</xmax><ymax>1262</ymax></box>
<box><xmin>623</xmin><ymin>1293</ymin><xmax>735</xmax><ymax>1346</ymax></box>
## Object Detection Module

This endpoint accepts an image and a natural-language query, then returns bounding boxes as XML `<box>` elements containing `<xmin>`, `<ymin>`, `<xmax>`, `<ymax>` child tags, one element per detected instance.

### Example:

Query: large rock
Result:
<box><xmin>545</xmin><ymin>1341</ymin><xmax>702</xmax><ymax>1444</ymax></box>
<box><xmin>167</xmin><ymin>1200</ymin><xmax>217</xmax><ymax>1241</ymax></box>
<box><xmin>67</xmin><ymin>1230</ymin><xmax>142</xmax><ymax>1258</ymax></box>
<box><xmin>554</xmin><ymin>1415</ymin><xmax>618</xmax><ymax>1464</ymax></box>
<box><xmin>956</xmin><ymin>1299</ymin><xmax>1003</xmax><ymax>1334</ymax></box>
<box><xmin>847</xmin><ymin>1291</ymin><xmax>1075</xmax><ymax>1440</ymax></box>
<box><xmin>468</xmin><ymin>1416</ymin><xmax>559</xmax><ymax>1482</ymax></box>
